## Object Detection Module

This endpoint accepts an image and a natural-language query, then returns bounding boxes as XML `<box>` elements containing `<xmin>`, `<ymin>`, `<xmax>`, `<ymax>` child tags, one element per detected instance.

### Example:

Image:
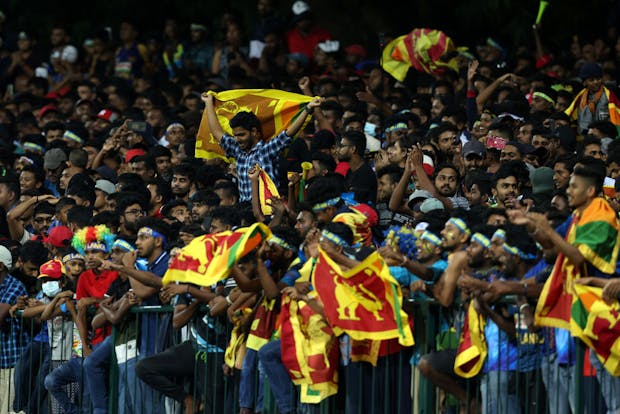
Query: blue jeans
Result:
<box><xmin>13</xmin><ymin>340</ymin><xmax>50</xmax><ymax>414</ymax></box>
<box><xmin>83</xmin><ymin>336</ymin><xmax>112</xmax><ymax>414</ymax></box>
<box><xmin>480</xmin><ymin>370</ymin><xmax>519</xmax><ymax>414</ymax></box>
<box><xmin>258</xmin><ymin>340</ymin><xmax>295</xmax><ymax>413</ymax></box>
<box><xmin>118</xmin><ymin>357</ymin><xmax>143</xmax><ymax>414</ymax></box>
<box><xmin>589</xmin><ymin>349</ymin><xmax>620</xmax><ymax>413</ymax></box>
<box><xmin>541</xmin><ymin>353</ymin><xmax>575</xmax><ymax>414</ymax></box>
<box><xmin>44</xmin><ymin>357</ymin><xmax>87</xmax><ymax>414</ymax></box>
<box><xmin>239</xmin><ymin>348</ymin><xmax>264</xmax><ymax>411</ymax></box>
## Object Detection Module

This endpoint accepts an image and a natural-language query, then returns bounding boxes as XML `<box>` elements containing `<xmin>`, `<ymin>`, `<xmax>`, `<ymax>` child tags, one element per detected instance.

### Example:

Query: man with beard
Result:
<box><xmin>409</xmin><ymin>146</ymin><xmax>469</xmax><ymax>210</ymax></box>
<box><xmin>170</xmin><ymin>163</ymin><xmax>195</xmax><ymax>202</ymax></box>
<box><xmin>431</xmin><ymin>122</ymin><xmax>459</xmax><ymax>164</ymax></box>
<box><xmin>376</xmin><ymin>166</ymin><xmax>403</xmax><ymax>231</ymax></box>
<box><xmin>440</xmin><ymin>217</ymin><xmax>471</xmax><ymax>256</ymax></box>
<box><xmin>491</xmin><ymin>162</ymin><xmax>521</xmax><ymax>209</ymax></box>
<box><xmin>204</xmin><ymin>93</ymin><xmax>322</xmax><ymax>202</ymax></box>
<box><xmin>336</xmin><ymin>130</ymin><xmax>377</xmax><ymax>205</ymax></box>
<box><xmin>115</xmin><ymin>193</ymin><xmax>147</xmax><ymax>244</ymax></box>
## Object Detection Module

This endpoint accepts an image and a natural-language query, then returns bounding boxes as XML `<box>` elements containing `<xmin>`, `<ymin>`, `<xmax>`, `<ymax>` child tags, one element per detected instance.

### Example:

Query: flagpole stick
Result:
<box><xmin>378</xmin><ymin>32</ymin><xmax>386</xmax><ymax>149</ymax></box>
<box><xmin>575</xmin><ymin>340</ymin><xmax>585</xmax><ymax>414</ymax></box>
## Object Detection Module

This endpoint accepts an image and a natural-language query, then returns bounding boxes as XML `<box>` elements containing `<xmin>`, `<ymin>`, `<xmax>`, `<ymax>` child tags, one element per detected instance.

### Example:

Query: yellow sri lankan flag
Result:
<box><xmin>536</xmin><ymin>198</ymin><xmax>620</xmax><ymax>329</ymax></box>
<box><xmin>162</xmin><ymin>223</ymin><xmax>272</xmax><ymax>286</ymax></box>
<box><xmin>257</xmin><ymin>165</ymin><xmax>280</xmax><ymax>216</ymax></box>
<box><xmin>280</xmin><ymin>294</ymin><xmax>339</xmax><ymax>403</ymax></box>
<box><xmin>571</xmin><ymin>284</ymin><xmax>620</xmax><ymax>376</ymax></box>
<box><xmin>381</xmin><ymin>28</ymin><xmax>460</xmax><ymax>81</ymax></box>
<box><xmin>203</xmin><ymin>222</ymin><xmax>272</xmax><ymax>283</ymax></box>
<box><xmin>454</xmin><ymin>300</ymin><xmax>487</xmax><ymax>378</ymax></box>
<box><xmin>224</xmin><ymin>307</ymin><xmax>253</xmax><ymax>369</ymax></box>
<box><xmin>312</xmin><ymin>249</ymin><xmax>414</xmax><ymax>346</ymax></box>
<box><xmin>161</xmin><ymin>232</ymin><xmax>231</xmax><ymax>286</ymax></box>
<box><xmin>195</xmin><ymin>89</ymin><xmax>313</xmax><ymax>160</ymax></box>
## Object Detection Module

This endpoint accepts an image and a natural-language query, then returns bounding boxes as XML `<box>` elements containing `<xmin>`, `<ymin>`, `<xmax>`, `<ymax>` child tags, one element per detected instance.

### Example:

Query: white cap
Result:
<box><xmin>292</xmin><ymin>0</ymin><xmax>310</xmax><ymax>15</ymax></box>
<box><xmin>95</xmin><ymin>179</ymin><xmax>116</xmax><ymax>195</ymax></box>
<box><xmin>0</xmin><ymin>245</ymin><xmax>12</xmax><ymax>270</ymax></box>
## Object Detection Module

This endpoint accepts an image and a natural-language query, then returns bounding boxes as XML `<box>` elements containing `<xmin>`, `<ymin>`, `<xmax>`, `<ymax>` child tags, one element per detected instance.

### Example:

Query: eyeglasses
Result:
<box><xmin>124</xmin><ymin>209</ymin><xmax>146</xmax><ymax>216</ymax></box>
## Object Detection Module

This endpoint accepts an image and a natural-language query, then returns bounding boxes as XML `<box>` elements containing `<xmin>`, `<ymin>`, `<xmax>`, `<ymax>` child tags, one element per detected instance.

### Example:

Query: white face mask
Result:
<box><xmin>42</xmin><ymin>281</ymin><xmax>61</xmax><ymax>298</ymax></box>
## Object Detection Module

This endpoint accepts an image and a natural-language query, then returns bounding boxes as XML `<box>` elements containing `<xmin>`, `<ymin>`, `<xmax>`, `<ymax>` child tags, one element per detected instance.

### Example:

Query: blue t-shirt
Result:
<box><xmin>140</xmin><ymin>251</ymin><xmax>170</xmax><ymax>356</ymax></box>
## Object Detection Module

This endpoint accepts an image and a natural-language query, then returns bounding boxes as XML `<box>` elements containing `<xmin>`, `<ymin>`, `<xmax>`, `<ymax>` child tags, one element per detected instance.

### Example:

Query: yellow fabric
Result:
<box><xmin>195</xmin><ymin>89</ymin><xmax>313</xmax><ymax>160</ymax></box>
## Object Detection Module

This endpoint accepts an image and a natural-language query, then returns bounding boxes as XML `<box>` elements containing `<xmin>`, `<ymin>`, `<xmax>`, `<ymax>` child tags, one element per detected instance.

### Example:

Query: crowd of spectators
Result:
<box><xmin>3</xmin><ymin>0</ymin><xmax>620</xmax><ymax>413</ymax></box>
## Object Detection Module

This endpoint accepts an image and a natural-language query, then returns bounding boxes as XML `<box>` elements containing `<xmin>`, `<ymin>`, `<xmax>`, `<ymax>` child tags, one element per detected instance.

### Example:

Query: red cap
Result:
<box><xmin>125</xmin><ymin>148</ymin><xmax>146</xmax><ymax>163</ymax></box>
<box><xmin>38</xmin><ymin>259</ymin><xmax>64</xmax><ymax>279</ymax></box>
<box><xmin>39</xmin><ymin>104</ymin><xmax>59</xmax><ymax>119</ymax></box>
<box><xmin>344</xmin><ymin>44</ymin><xmax>367</xmax><ymax>58</ymax></box>
<box><xmin>97</xmin><ymin>109</ymin><xmax>119</xmax><ymax>123</ymax></box>
<box><xmin>43</xmin><ymin>226</ymin><xmax>73</xmax><ymax>248</ymax></box>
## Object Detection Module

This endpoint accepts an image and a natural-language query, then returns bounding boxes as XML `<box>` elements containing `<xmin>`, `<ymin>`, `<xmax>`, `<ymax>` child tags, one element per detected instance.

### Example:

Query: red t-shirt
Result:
<box><xmin>286</xmin><ymin>26</ymin><xmax>331</xmax><ymax>59</ymax></box>
<box><xmin>76</xmin><ymin>269</ymin><xmax>119</xmax><ymax>345</ymax></box>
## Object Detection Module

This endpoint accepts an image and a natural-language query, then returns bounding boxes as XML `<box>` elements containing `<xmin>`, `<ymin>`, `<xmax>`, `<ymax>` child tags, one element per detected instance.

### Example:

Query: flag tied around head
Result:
<box><xmin>280</xmin><ymin>294</ymin><xmax>339</xmax><ymax>403</ymax></box>
<box><xmin>195</xmin><ymin>89</ymin><xmax>313</xmax><ymax>160</ymax></box>
<box><xmin>256</xmin><ymin>164</ymin><xmax>280</xmax><ymax>216</ymax></box>
<box><xmin>571</xmin><ymin>284</ymin><xmax>620</xmax><ymax>376</ymax></box>
<box><xmin>381</xmin><ymin>28</ymin><xmax>461</xmax><ymax>81</ymax></box>
<box><xmin>162</xmin><ymin>222</ymin><xmax>272</xmax><ymax>286</ymax></box>
<box><xmin>312</xmin><ymin>249</ymin><xmax>414</xmax><ymax>346</ymax></box>
<box><xmin>454</xmin><ymin>300</ymin><xmax>487</xmax><ymax>378</ymax></box>
<box><xmin>536</xmin><ymin>198</ymin><xmax>620</xmax><ymax>329</ymax></box>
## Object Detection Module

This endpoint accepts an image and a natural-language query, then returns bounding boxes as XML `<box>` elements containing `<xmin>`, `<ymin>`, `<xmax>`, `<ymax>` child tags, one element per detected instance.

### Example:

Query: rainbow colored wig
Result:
<box><xmin>71</xmin><ymin>225</ymin><xmax>116</xmax><ymax>255</ymax></box>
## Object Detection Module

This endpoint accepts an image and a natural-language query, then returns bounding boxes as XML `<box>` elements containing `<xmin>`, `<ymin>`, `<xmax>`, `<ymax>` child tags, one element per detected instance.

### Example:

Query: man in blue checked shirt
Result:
<box><xmin>0</xmin><ymin>245</ymin><xmax>28</xmax><ymax>414</ymax></box>
<box><xmin>203</xmin><ymin>93</ymin><xmax>323</xmax><ymax>201</ymax></box>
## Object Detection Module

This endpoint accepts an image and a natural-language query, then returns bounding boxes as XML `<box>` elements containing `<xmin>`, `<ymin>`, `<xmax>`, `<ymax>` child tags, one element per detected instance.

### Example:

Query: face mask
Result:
<box><xmin>42</xmin><ymin>281</ymin><xmax>62</xmax><ymax>298</ymax></box>
<box><xmin>364</xmin><ymin>122</ymin><xmax>378</xmax><ymax>137</ymax></box>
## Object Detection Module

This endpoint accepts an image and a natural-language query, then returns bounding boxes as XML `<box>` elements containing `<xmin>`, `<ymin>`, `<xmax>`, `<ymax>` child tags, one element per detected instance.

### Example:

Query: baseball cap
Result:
<box><xmin>43</xmin><ymin>226</ymin><xmax>74</xmax><ymax>248</ymax></box>
<box><xmin>95</xmin><ymin>179</ymin><xmax>116</xmax><ymax>195</ymax></box>
<box><xmin>44</xmin><ymin>148</ymin><xmax>67</xmax><ymax>170</ymax></box>
<box><xmin>97</xmin><ymin>109</ymin><xmax>119</xmax><ymax>123</ymax></box>
<box><xmin>407</xmin><ymin>189</ymin><xmax>433</xmax><ymax>209</ymax></box>
<box><xmin>39</xmin><ymin>104</ymin><xmax>59</xmax><ymax>119</ymax></box>
<box><xmin>418</xmin><ymin>198</ymin><xmax>445</xmax><ymax>213</ymax></box>
<box><xmin>95</xmin><ymin>165</ymin><xmax>118</xmax><ymax>183</ymax></box>
<box><xmin>344</xmin><ymin>44</ymin><xmax>367</xmax><ymax>58</ymax></box>
<box><xmin>125</xmin><ymin>148</ymin><xmax>146</xmax><ymax>163</ymax></box>
<box><xmin>578</xmin><ymin>63</ymin><xmax>603</xmax><ymax>81</ymax></box>
<box><xmin>38</xmin><ymin>259</ymin><xmax>64</xmax><ymax>279</ymax></box>
<box><xmin>0</xmin><ymin>245</ymin><xmax>12</xmax><ymax>269</ymax></box>
<box><xmin>462</xmin><ymin>140</ymin><xmax>486</xmax><ymax>158</ymax></box>
<box><xmin>530</xmin><ymin>167</ymin><xmax>555</xmax><ymax>195</ymax></box>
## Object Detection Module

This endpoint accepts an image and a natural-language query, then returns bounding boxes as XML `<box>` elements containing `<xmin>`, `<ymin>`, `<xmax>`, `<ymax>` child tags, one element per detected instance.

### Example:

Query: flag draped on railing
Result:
<box><xmin>195</xmin><ymin>89</ymin><xmax>313</xmax><ymax>160</ymax></box>
<box><xmin>381</xmin><ymin>28</ymin><xmax>461</xmax><ymax>81</ymax></box>
<box><xmin>571</xmin><ymin>284</ymin><xmax>620</xmax><ymax>375</ymax></box>
<box><xmin>536</xmin><ymin>198</ymin><xmax>620</xmax><ymax>329</ymax></box>
<box><xmin>312</xmin><ymin>249</ymin><xmax>414</xmax><ymax>346</ymax></box>
<box><xmin>162</xmin><ymin>223</ymin><xmax>272</xmax><ymax>286</ymax></box>
<box><xmin>454</xmin><ymin>300</ymin><xmax>487</xmax><ymax>378</ymax></box>
<box><xmin>280</xmin><ymin>294</ymin><xmax>339</xmax><ymax>403</ymax></box>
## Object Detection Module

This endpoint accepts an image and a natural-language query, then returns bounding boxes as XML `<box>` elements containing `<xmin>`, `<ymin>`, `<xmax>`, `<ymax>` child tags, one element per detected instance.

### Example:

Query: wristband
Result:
<box><xmin>225</xmin><ymin>295</ymin><xmax>233</xmax><ymax>306</ymax></box>
<box><xmin>60</xmin><ymin>303</ymin><xmax>68</xmax><ymax>314</ymax></box>
<box><xmin>519</xmin><ymin>303</ymin><xmax>530</xmax><ymax>313</ymax></box>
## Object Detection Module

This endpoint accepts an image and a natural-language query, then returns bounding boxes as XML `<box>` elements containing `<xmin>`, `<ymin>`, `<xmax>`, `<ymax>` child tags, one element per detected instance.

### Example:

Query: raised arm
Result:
<box><xmin>285</xmin><ymin>97</ymin><xmax>323</xmax><ymax>137</ymax></box>
<box><xmin>202</xmin><ymin>93</ymin><xmax>225</xmax><ymax>142</ymax></box>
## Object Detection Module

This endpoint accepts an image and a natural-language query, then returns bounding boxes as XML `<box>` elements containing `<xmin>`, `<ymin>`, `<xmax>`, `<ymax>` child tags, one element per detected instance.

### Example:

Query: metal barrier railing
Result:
<box><xmin>4</xmin><ymin>298</ymin><xmax>620</xmax><ymax>414</ymax></box>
